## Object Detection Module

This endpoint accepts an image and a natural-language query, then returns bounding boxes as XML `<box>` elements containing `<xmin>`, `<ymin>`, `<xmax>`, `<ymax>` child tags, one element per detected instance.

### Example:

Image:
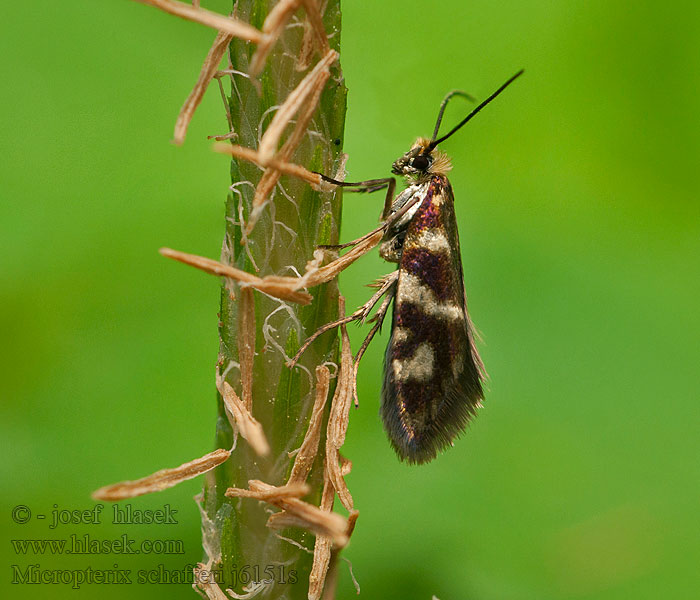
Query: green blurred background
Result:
<box><xmin>2</xmin><ymin>1</ymin><xmax>699</xmax><ymax>598</ymax></box>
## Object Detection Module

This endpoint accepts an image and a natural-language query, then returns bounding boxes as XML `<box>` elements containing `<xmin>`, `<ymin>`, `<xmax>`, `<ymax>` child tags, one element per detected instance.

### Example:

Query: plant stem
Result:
<box><xmin>201</xmin><ymin>1</ymin><xmax>346</xmax><ymax>597</ymax></box>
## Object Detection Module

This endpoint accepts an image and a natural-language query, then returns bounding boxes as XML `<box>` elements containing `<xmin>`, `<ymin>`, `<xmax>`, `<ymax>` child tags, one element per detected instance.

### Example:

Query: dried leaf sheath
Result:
<box><xmin>134</xmin><ymin>0</ymin><xmax>264</xmax><ymax>41</ymax></box>
<box><xmin>173</xmin><ymin>30</ymin><xmax>234</xmax><ymax>146</ymax></box>
<box><xmin>92</xmin><ymin>449</ymin><xmax>231</xmax><ymax>501</ymax></box>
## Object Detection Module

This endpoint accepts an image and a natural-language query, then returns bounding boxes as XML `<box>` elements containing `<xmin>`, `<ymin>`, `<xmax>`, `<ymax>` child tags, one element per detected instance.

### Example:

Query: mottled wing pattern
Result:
<box><xmin>381</xmin><ymin>175</ymin><xmax>485</xmax><ymax>463</ymax></box>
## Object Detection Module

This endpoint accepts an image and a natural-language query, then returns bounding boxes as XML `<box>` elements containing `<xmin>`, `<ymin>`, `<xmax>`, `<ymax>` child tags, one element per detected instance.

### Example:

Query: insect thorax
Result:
<box><xmin>381</xmin><ymin>137</ymin><xmax>452</xmax><ymax>263</ymax></box>
<box><xmin>379</xmin><ymin>181</ymin><xmax>430</xmax><ymax>263</ymax></box>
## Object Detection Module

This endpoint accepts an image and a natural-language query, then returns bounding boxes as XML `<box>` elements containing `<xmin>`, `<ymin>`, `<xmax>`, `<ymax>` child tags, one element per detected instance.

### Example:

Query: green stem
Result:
<box><xmin>202</xmin><ymin>1</ymin><xmax>346</xmax><ymax>598</ymax></box>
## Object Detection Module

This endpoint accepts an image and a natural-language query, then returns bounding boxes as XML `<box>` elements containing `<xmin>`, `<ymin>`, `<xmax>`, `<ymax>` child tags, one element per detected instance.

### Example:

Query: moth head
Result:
<box><xmin>391</xmin><ymin>138</ymin><xmax>430</xmax><ymax>176</ymax></box>
<box><xmin>392</xmin><ymin>138</ymin><xmax>451</xmax><ymax>179</ymax></box>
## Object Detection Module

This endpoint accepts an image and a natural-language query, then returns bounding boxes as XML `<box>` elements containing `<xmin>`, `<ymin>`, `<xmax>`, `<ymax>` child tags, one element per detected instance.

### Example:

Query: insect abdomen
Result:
<box><xmin>381</xmin><ymin>175</ymin><xmax>484</xmax><ymax>463</ymax></box>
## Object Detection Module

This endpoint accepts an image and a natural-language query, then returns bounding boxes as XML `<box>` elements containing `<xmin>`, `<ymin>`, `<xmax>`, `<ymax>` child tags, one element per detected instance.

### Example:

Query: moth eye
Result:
<box><xmin>412</xmin><ymin>155</ymin><xmax>430</xmax><ymax>170</ymax></box>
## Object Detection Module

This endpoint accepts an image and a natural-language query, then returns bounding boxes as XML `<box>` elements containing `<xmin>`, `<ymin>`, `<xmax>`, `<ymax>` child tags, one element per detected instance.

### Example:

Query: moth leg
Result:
<box><xmin>316</xmin><ymin>172</ymin><xmax>397</xmax><ymax>224</ymax></box>
<box><xmin>318</xmin><ymin>225</ymin><xmax>385</xmax><ymax>251</ymax></box>
<box><xmin>360</xmin><ymin>271</ymin><xmax>399</xmax><ymax>323</ymax></box>
<box><xmin>380</xmin><ymin>191</ymin><xmax>424</xmax><ymax>230</ymax></box>
<box><xmin>319</xmin><ymin>187</ymin><xmax>423</xmax><ymax>256</ymax></box>
<box><xmin>314</xmin><ymin>174</ymin><xmax>395</xmax><ymax>251</ymax></box>
<box><xmin>314</xmin><ymin>173</ymin><xmax>424</xmax><ymax>254</ymax></box>
<box><xmin>287</xmin><ymin>312</ymin><xmax>359</xmax><ymax>368</ymax></box>
<box><xmin>351</xmin><ymin>284</ymin><xmax>396</xmax><ymax>407</ymax></box>
<box><xmin>316</xmin><ymin>172</ymin><xmax>394</xmax><ymax>193</ymax></box>
<box><xmin>287</xmin><ymin>271</ymin><xmax>399</xmax><ymax>368</ymax></box>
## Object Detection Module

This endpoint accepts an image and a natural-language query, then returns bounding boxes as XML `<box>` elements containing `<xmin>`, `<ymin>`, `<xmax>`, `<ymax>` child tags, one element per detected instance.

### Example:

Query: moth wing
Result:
<box><xmin>381</xmin><ymin>176</ymin><xmax>484</xmax><ymax>463</ymax></box>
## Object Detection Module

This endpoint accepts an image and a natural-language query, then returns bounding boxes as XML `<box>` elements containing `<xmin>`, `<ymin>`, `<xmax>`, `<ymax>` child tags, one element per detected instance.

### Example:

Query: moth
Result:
<box><xmin>293</xmin><ymin>71</ymin><xmax>523</xmax><ymax>464</ymax></box>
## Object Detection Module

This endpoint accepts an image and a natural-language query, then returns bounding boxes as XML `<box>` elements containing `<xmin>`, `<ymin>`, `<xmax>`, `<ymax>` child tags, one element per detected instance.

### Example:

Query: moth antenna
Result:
<box><xmin>431</xmin><ymin>90</ymin><xmax>476</xmax><ymax>143</ymax></box>
<box><xmin>428</xmin><ymin>69</ymin><xmax>524</xmax><ymax>151</ymax></box>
